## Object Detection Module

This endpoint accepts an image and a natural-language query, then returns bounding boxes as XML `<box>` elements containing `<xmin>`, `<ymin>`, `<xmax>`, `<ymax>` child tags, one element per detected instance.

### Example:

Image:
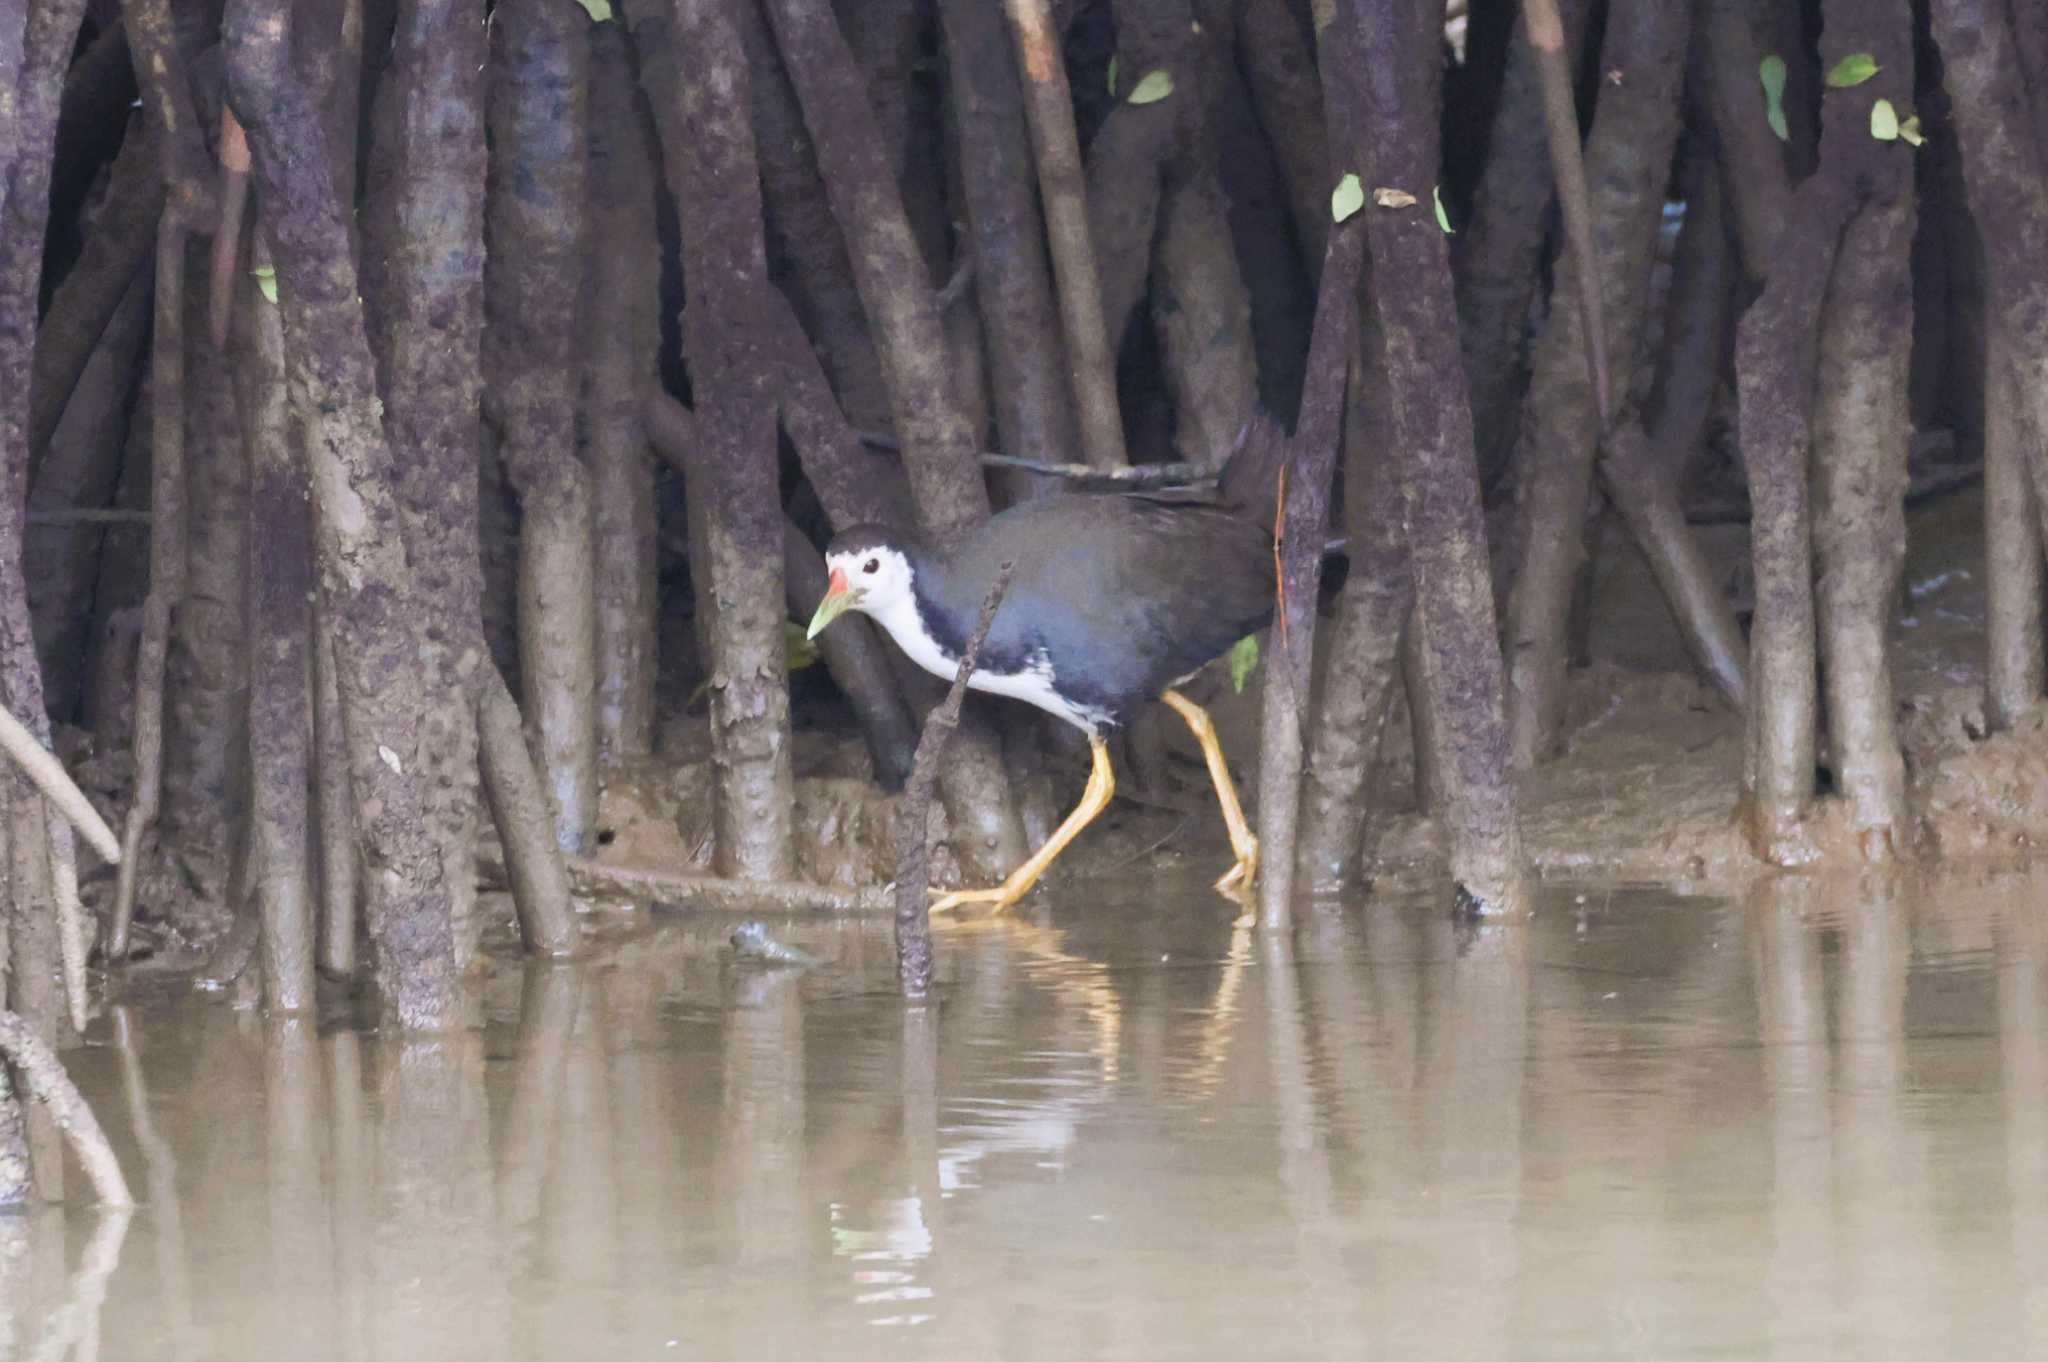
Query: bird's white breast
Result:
<box><xmin>862</xmin><ymin>590</ymin><xmax>1112</xmax><ymax>734</ymax></box>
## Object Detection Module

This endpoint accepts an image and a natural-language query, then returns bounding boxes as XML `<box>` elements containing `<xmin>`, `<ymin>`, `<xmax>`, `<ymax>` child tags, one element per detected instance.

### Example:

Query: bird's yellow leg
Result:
<box><xmin>1160</xmin><ymin>689</ymin><xmax>1259</xmax><ymax>895</ymax></box>
<box><xmin>930</xmin><ymin>736</ymin><xmax>1114</xmax><ymax>915</ymax></box>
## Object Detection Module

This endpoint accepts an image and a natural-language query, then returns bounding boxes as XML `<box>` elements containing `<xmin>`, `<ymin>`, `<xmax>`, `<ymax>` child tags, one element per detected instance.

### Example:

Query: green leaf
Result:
<box><xmin>1228</xmin><ymin>635</ymin><xmax>1259</xmax><ymax>694</ymax></box>
<box><xmin>1127</xmin><ymin>68</ymin><xmax>1173</xmax><ymax>105</ymax></box>
<box><xmin>1433</xmin><ymin>183</ymin><xmax>1454</xmax><ymax>234</ymax></box>
<box><xmin>1825</xmin><ymin>52</ymin><xmax>1878</xmax><ymax>88</ymax></box>
<box><xmin>1107</xmin><ymin>54</ymin><xmax>1119</xmax><ymax>96</ymax></box>
<box><xmin>1899</xmin><ymin>113</ymin><xmax>1924</xmax><ymax>147</ymax></box>
<box><xmin>785</xmin><ymin>621</ymin><xmax>819</xmax><ymax>672</ymax></box>
<box><xmin>252</xmin><ymin>264</ymin><xmax>278</xmax><ymax>305</ymax></box>
<box><xmin>1330</xmin><ymin>172</ymin><xmax>1364</xmax><ymax>224</ymax></box>
<box><xmin>574</xmin><ymin>0</ymin><xmax>612</xmax><ymax>21</ymax></box>
<box><xmin>1870</xmin><ymin>97</ymin><xmax>1900</xmax><ymax>141</ymax></box>
<box><xmin>1759</xmin><ymin>53</ymin><xmax>1789</xmax><ymax>142</ymax></box>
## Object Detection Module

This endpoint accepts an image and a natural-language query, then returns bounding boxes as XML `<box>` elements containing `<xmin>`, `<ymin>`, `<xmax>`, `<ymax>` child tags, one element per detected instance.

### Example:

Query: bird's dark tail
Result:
<box><xmin>1213</xmin><ymin>408</ymin><xmax>1295</xmax><ymax>533</ymax></box>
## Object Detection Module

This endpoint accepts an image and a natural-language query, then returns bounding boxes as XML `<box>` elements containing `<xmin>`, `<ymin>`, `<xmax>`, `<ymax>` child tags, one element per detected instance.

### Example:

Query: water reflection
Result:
<box><xmin>18</xmin><ymin>873</ymin><xmax>2048</xmax><ymax>1360</ymax></box>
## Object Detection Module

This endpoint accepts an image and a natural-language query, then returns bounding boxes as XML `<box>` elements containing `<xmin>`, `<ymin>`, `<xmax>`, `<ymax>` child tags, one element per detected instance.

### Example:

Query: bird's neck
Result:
<box><xmin>863</xmin><ymin>546</ymin><xmax>979</xmax><ymax>679</ymax></box>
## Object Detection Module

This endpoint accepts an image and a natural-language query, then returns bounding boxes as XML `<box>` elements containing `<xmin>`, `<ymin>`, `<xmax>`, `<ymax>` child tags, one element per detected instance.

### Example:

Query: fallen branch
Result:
<box><xmin>895</xmin><ymin>561</ymin><xmax>1014</xmax><ymax>996</ymax></box>
<box><xmin>0</xmin><ymin>1011</ymin><xmax>134</xmax><ymax>1206</ymax></box>
<box><xmin>561</xmin><ymin>855</ymin><xmax>893</xmax><ymax>914</ymax></box>
<box><xmin>0</xmin><ymin>702</ymin><xmax>120</xmax><ymax>862</ymax></box>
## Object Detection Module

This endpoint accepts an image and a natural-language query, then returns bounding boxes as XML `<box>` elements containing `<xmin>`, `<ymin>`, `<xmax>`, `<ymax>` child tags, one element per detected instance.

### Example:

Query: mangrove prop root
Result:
<box><xmin>0</xmin><ymin>702</ymin><xmax>119</xmax><ymax>862</ymax></box>
<box><xmin>0</xmin><ymin>1011</ymin><xmax>134</xmax><ymax>1207</ymax></box>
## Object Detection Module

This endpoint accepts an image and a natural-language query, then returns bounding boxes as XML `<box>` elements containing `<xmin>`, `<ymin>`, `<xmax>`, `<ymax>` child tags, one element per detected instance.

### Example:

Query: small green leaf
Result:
<box><xmin>1825</xmin><ymin>52</ymin><xmax>1878</xmax><ymax>87</ymax></box>
<box><xmin>1759</xmin><ymin>53</ymin><xmax>1790</xmax><ymax>142</ymax></box>
<box><xmin>1870</xmin><ymin>97</ymin><xmax>1900</xmax><ymax>141</ymax></box>
<box><xmin>1228</xmin><ymin>635</ymin><xmax>1259</xmax><ymax>693</ymax></box>
<box><xmin>1899</xmin><ymin>113</ymin><xmax>1925</xmax><ymax>147</ymax></box>
<box><xmin>1127</xmin><ymin>68</ymin><xmax>1173</xmax><ymax>105</ymax></box>
<box><xmin>1330</xmin><ymin>172</ymin><xmax>1364</xmax><ymax>223</ymax></box>
<box><xmin>1433</xmin><ymin>184</ymin><xmax>1454</xmax><ymax>234</ymax></box>
<box><xmin>252</xmin><ymin>264</ymin><xmax>278</xmax><ymax>305</ymax></box>
<box><xmin>1107</xmin><ymin>54</ymin><xmax>1119</xmax><ymax>96</ymax></box>
<box><xmin>574</xmin><ymin>0</ymin><xmax>612</xmax><ymax>21</ymax></box>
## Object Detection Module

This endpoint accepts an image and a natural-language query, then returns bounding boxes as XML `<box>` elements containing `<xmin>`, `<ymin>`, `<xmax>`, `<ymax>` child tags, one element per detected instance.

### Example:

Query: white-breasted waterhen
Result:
<box><xmin>806</xmin><ymin>426</ymin><xmax>1291</xmax><ymax>914</ymax></box>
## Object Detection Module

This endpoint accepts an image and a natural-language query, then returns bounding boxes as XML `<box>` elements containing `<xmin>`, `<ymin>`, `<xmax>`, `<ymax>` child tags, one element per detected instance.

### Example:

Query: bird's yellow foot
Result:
<box><xmin>928</xmin><ymin>884</ymin><xmax>1025</xmax><ymax>916</ymax></box>
<box><xmin>1213</xmin><ymin>837</ymin><xmax>1259</xmax><ymax>896</ymax></box>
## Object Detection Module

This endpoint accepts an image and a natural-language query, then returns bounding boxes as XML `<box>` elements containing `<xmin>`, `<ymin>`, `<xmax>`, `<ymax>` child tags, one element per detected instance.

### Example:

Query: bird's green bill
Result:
<box><xmin>806</xmin><ymin>567</ymin><xmax>857</xmax><ymax>640</ymax></box>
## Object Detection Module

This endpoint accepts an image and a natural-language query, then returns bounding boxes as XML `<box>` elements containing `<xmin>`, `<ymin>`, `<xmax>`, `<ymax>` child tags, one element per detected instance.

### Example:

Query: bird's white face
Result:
<box><xmin>807</xmin><ymin>544</ymin><xmax>916</xmax><ymax>640</ymax></box>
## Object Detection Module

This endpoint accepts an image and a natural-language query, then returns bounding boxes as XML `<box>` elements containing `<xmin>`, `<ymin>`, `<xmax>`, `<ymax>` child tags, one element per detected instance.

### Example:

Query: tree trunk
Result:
<box><xmin>26</xmin><ymin>264</ymin><xmax>149</xmax><ymax>721</ymax></box>
<box><xmin>1004</xmin><ymin>0</ymin><xmax>1127</xmax><ymax>469</ymax></box>
<box><xmin>1336</xmin><ymin>0</ymin><xmax>1527</xmax><ymax>917</ymax></box>
<box><xmin>1733</xmin><ymin>0</ymin><xmax>1908</xmax><ymax>864</ymax></box>
<box><xmin>761</xmin><ymin>0</ymin><xmax>1023</xmax><ymax>879</ymax></box>
<box><xmin>1502</xmin><ymin>0</ymin><xmax>1692</xmax><ymax>768</ymax></box>
<box><xmin>1454</xmin><ymin>0</ymin><xmax>1590</xmax><ymax>488</ymax></box>
<box><xmin>226</xmin><ymin>0</ymin><xmax>463</xmax><ymax>1028</ymax></box>
<box><xmin>658</xmin><ymin>0</ymin><xmax>795</xmax><ymax>881</ymax></box>
<box><xmin>584</xmin><ymin>23</ymin><xmax>659</xmax><ymax>765</ymax></box>
<box><xmin>1812</xmin><ymin>186</ymin><xmax>1914</xmax><ymax>857</ymax></box>
<box><xmin>485</xmin><ymin>0</ymin><xmax>599</xmax><ymax>856</ymax></box>
<box><xmin>1930</xmin><ymin>0</ymin><xmax>2048</xmax><ymax>553</ymax></box>
<box><xmin>1297</xmin><ymin>352</ymin><xmax>1411</xmax><ymax>893</ymax></box>
<box><xmin>231</xmin><ymin>236</ymin><xmax>315</xmax><ymax>1013</ymax></box>
<box><xmin>939</xmin><ymin>0</ymin><xmax>1080</xmax><ymax>476</ymax></box>
<box><xmin>1984</xmin><ymin>333</ymin><xmax>2044</xmax><ymax>729</ymax></box>
<box><xmin>1699</xmin><ymin>0</ymin><xmax>1795</xmax><ymax>280</ymax></box>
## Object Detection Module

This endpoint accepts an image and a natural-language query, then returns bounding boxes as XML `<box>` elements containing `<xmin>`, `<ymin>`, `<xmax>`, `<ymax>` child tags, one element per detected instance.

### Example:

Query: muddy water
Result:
<box><xmin>11</xmin><ymin>870</ymin><xmax>2048</xmax><ymax>1361</ymax></box>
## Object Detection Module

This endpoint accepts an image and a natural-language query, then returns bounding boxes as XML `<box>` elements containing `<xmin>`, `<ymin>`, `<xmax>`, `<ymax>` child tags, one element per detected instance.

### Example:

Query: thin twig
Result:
<box><xmin>895</xmin><ymin>561</ymin><xmax>1015</xmax><ymax>996</ymax></box>
<box><xmin>0</xmin><ymin>702</ymin><xmax>119</xmax><ymax>862</ymax></box>
<box><xmin>0</xmin><ymin>1011</ymin><xmax>134</xmax><ymax>1206</ymax></box>
<box><xmin>855</xmin><ymin>427</ymin><xmax>1212</xmax><ymax>490</ymax></box>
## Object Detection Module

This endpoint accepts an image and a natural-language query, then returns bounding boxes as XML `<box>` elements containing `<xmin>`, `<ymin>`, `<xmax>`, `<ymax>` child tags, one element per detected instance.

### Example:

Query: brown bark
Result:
<box><xmin>361</xmin><ymin>0</ymin><xmax>503</xmax><ymax>968</ymax></box>
<box><xmin>1734</xmin><ymin>0</ymin><xmax>1908</xmax><ymax>864</ymax></box>
<box><xmin>1699</xmin><ymin>0</ymin><xmax>1795</xmax><ymax>279</ymax></box>
<box><xmin>230</xmin><ymin>235</ymin><xmax>315</xmax><ymax>1012</ymax></box>
<box><xmin>1984</xmin><ymin>335</ymin><xmax>2043</xmax><ymax>729</ymax></box>
<box><xmin>1152</xmin><ymin>154</ymin><xmax>1259</xmax><ymax>467</ymax></box>
<box><xmin>716</xmin><ymin>0</ymin><xmax>891</xmax><ymax>434</ymax></box>
<box><xmin>225</xmin><ymin>0</ymin><xmax>464</xmax><ymax>1028</ymax></box>
<box><xmin>761</xmin><ymin>0</ymin><xmax>994</xmax><ymax>541</ymax></box>
<box><xmin>1336</xmin><ymin>0</ymin><xmax>1527</xmax><ymax>917</ymax></box>
<box><xmin>1599</xmin><ymin>419</ymin><xmax>1748</xmax><ymax>706</ymax></box>
<box><xmin>107</xmin><ymin>221</ymin><xmax>188</xmax><ymax>960</ymax></box>
<box><xmin>659</xmin><ymin>0</ymin><xmax>795</xmax><ymax>881</ymax></box>
<box><xmin>1297</xmin><ymin>358</ymin><xmax>1412</xmax><ymax>891</ymax></box>
<box><xmin>1454</xmin><ymin>0</ymin><xmax>1589</xmax><ymax>484</ymax></box>
<box><xmin>27</xmin><ymin>119</ymin><xmax>161</xmax><ymax>477</ymax></box>
<box><xmin>940</xmin><ymin>0</ymin><xmax>1081</xmax><ymax>474</ymax></box>
<box><xmin>164</xmin><ymin>235</ymin><xmax>249</xmax><ymax>920</ymax></box>
<box><xmin>1931</xmin><ymin>0</ymin><xmax>2048</xmax><ymax>554</ymax></box>
<box><xmin>1236</xmin><ymin>0</ymin><xmax>1327</xmax><ymax>268</ymax></box>
<box><xmin>26</xmin><ymin>262</ymin><xmax>149</xmax><ymax>720</ymax></box>
<box><xmin>311</xmin><ymin>625</ymin><xmax>357</xmax><ymax>976</ymax></box>
<box><xmin>1004</xmin><ymin>0</ymin><xmax>1127</xmax><ymax>468</ymax></box>
<box><xmin>1812</xmin><ymin>184</ymin><xmax>1914</xmax><ymax>857</ymax></box>
<box><xmin>1647</xmin><ymin>154</ymin><xmax>1735</xmax><ymax>487</ymax></box>
<box><xmin>1502</xmin><ymin>0</ymin><xmax>1691</xmax><ymax>768</ymax></box>
<box><xmin>584</xmin><ymin>24</ymin><xmax>660</xmax><ymax>765</ymax></box>
<box><xmin>755</xmin><ymin>287</ymin><xmax>912</xmax><ymax>530</ymax></box>
<box><xmin>1</xmin><ymin>1</ymin><xmax>92</xmax><ymax>1116</ymax></box>
<box><xmin>762</xmin><ymin>0</ymin><xmax>1023</xmax><ymax>879</ymax></box>
<box><xmin>1254</xmin><ymin>225</ymin><xmax>1363</xmax><ymax>927</ymax></box>
<box><xmin>476</xmin><ymin>668</ymin><xmax>580</xmax><ymax>958</ymax></box>
<box><xmin>485</xmin><ymin>0</ymin><xmax>599</xmax><ymax>856</ymax></box>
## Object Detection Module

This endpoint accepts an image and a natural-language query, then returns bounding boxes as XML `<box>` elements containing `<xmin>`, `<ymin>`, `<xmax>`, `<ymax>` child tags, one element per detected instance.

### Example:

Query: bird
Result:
<box><xmin>805</xmin><ymin>423</ymin><xmax>1292</xmax><ymax>915</ymax></box>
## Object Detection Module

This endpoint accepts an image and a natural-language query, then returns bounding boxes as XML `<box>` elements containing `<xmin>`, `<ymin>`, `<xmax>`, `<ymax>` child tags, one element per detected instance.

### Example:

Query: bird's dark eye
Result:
<box><xmin>862</xmin><ymin>558</ymin><xmax>880</xmax><ymax>575</ymax></box>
